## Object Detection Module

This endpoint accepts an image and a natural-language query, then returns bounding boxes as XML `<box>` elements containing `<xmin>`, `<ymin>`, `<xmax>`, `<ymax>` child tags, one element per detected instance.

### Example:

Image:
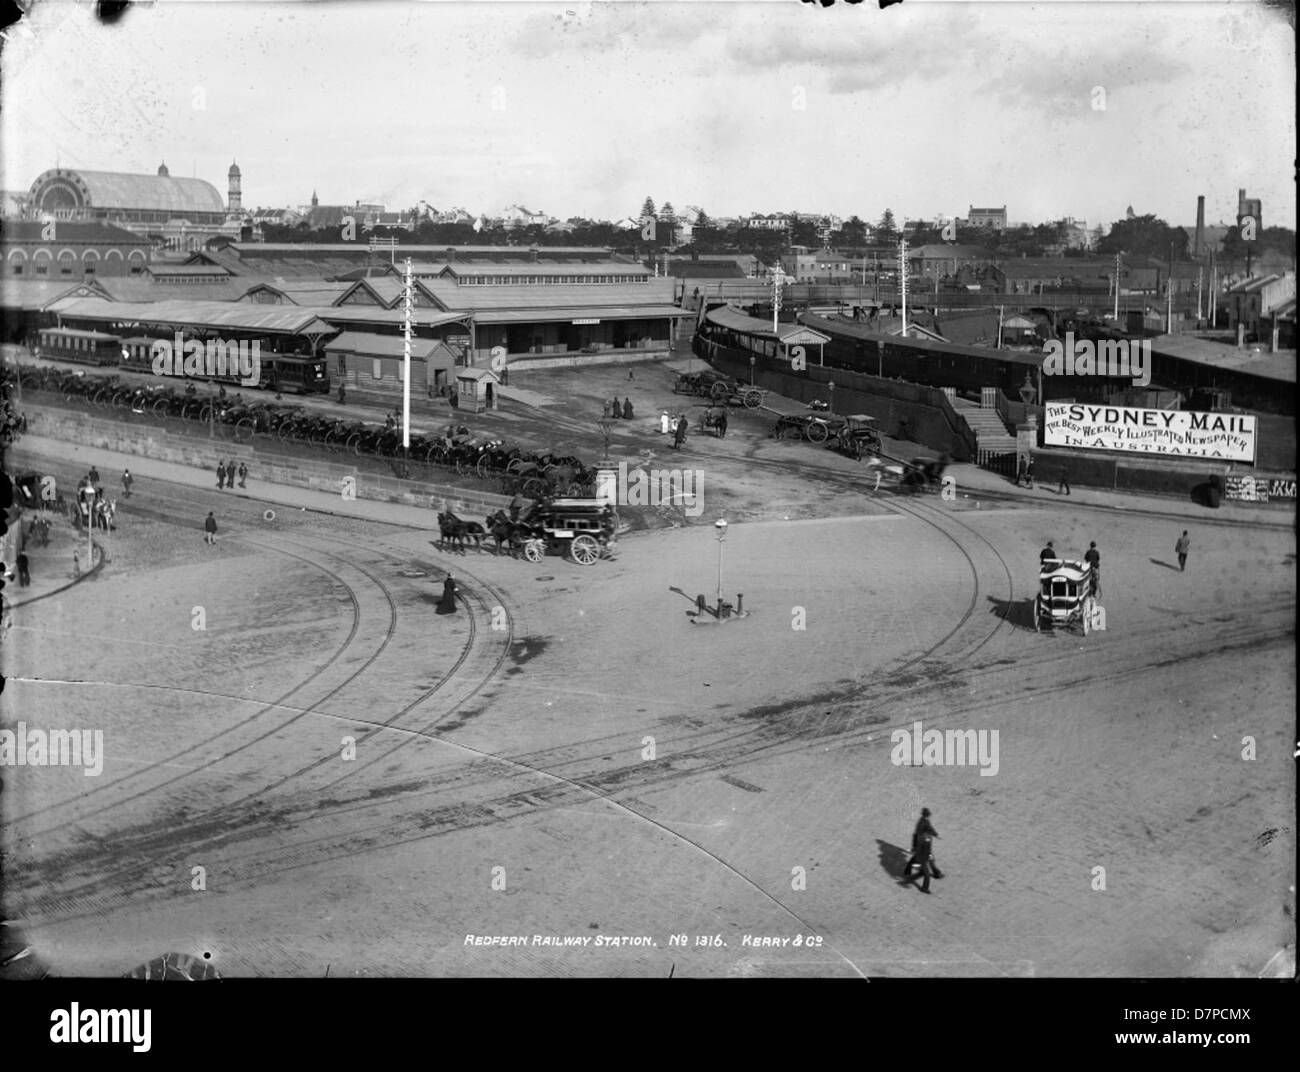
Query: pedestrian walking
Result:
<box><xmin>216</xmin><ymin>462</ymin><xmax>227</xmax><ymax>489</ymax></box>
<box><xmin>237</xmin><ymin>462</ymin><xmax>248</xmax><ymax>488</ymax></box>
<box><xmin>906</xmin><ymin>834</ymin><xmax>939</xmax><ymax>893</ymax></box>
<box><xmin>602</xmin><ymin>399</ymin><xmax>612</xmax><ymax>418</ymax></box>
<box><xmin>88</xmin><ymin>465</ymin><xmax>101</xmax><ymax>486</ymax></box>
<box><xmin>622</xmin><ymin>397</ymin><xmax>633</xmax><ymax>420</ymax></box>
<box><xmin>338</xmin><ymin>383</ymin><xmax>347</xmax><ymax>405</ymax></box>
<box><xmin>204</xmin><ymin>511</ymin><xmax>218</xmax><ymax>545</ymax></box>
<box><xmin>121</xmin><ymin>468</ymin><xmax>133</xmax><ymax>498</ymax></box>
<box><xmin>611</xmin><ymin>396</ymin><xmax>622</xmax><ymax>419</ymax></box>
<box><xmin>628</xmin><ymin>369</ymin><xmax>634</xmax><ymax>381</ymax></box>
<box><xmin>1085</xmin><ymin>541</ymin><xmax>1101</xmax><ymax>596</ymax></box>
<box><xmin>436</xmin><ymin>573</ymin><xmax>459</xmax><ymax>615</ymax></box>
<box><xmin>1175</xmin><ymin>530</ymin><xmax>1191</xmax><ymax>572</ymax></box>
<box><xmin>901</xmin><ymin>808</ymin><xmax>944</xmax><ymax>882</ymax></box>
<box><xmin>1025</xmin><ymin>458</ymin><xmax>1036</xmax><ymax>488</ymax></box>
<box><xmin>1057</xmin><ymin>470</ymin><xmax>1071</xmax><ymax>496</ymax></box>
<box><xmin>16</xmin><ymin>551</ymin><xmax>30</xmax><ymax>587</ymax></box>
<box><xmin>73</xmin><ymin>549</ymin><xmax>81</xmax><ymax>578</ymax></box>
<box><xmin>228</xmin><ymin>461</ymin><xmax>238</xmax><ymax>488</ymax></box>
<box><xmin>660</xmin><ymin>411</ymin><xmax>670</xmax><ymax>435</ymax></box>
<box><xmin>673</xmin><ymin>413</ymin><xmax>688</xmax><ymax>450</ymax></box>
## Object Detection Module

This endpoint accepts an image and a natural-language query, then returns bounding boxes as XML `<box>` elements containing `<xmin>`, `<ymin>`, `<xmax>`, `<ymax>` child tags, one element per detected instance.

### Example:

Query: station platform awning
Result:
<box><xmin>473</xmin><ymin>304</ymin><xmax>690</xmax><ymax>325</ymax></box>
<box><xmin>704</xmin><ymin>304</ymin><xmax>830</xmax><ymax>345</ymax></box>
<box><xmin>51</xmin><ymin>297</ymin><xmax>337</xmax><ymax>337</ymax></box>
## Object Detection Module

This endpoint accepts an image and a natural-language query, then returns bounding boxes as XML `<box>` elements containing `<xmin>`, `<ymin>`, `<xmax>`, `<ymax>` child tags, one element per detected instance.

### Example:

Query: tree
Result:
<box><xmin>640</xmin><ymin>196</ymin><xmax>656</xmax><ymax>221</ymax></box>
<box><xmin>659</xmin><ymin>201</ymin><xmax>676</xmax><ymax>223</ymax></box>
<box><xmin>695</xmin><ymin>208</ymin><xmax>711</xmax><ymax>229</ymax></box>
<box><xmin>789</xmin><ymin>217</ymin><xmax>820</xmax><ymax>248</ymax></box>
<box><xmin>840</xmin><ymin>215</ymin><xmax>868</xmax><ymax>247</ymax></box>
<box><xmin>1096</xmin><ymin>214</ymin><xmax>1187</xmax><ymax>261</ymax></box>
<box><xmin>877</xmin><ymin>208</ymin><xmax>897</xmax><ymax>236</ymax></box>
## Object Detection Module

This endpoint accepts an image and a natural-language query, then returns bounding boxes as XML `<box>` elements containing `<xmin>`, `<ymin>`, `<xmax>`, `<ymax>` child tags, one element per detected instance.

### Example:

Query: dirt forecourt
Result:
<box><xmin>2</xmin><ymin>365</ymin><xmax>1294</xmax><ymax>979</ymax></box>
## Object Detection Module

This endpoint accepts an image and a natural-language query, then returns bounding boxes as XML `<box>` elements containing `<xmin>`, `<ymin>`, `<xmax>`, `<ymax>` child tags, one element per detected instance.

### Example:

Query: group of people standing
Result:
<box><xmin>604</xmin><ymin>396</ymin><xmax>634</xmax><ymax>420</ymax></box>
<box><xmin>216</xmin><ymin>460</ymin><xmax>248</xmax><ymax>490</ymax></box>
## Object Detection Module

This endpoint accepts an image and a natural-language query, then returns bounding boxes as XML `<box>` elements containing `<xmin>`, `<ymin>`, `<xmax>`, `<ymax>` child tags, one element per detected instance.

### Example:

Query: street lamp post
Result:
<box><xmin>714</xmin><ymin>518</ymin><xmax>727</xmax><ymax>610</ymax></box>
<box><xmin>750</xmin><ymin>354</ymin><xmax>756</xmax><ymax>385</ymax></box>
<box><xmin>827</xmin><ymin>380</ymin><xmax>835</xmax><ymax>415</ymax></box>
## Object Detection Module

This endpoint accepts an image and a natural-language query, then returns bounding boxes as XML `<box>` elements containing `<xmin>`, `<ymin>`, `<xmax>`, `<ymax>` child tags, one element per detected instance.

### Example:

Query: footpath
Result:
<box><xmin>947</xmin><ymin>462</ymin><xmax>1295</xmax><ymax>528</ymax></box>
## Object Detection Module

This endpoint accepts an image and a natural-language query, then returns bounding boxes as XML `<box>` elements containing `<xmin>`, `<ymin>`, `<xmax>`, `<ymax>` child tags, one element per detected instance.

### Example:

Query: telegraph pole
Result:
<box><xmin>1112</xmin><ymin>251</ymin><xmax>1122</xmax><ymax>321</ymax></box>
<box><xmin>402</xmin><ymin>257</ymin><xmax>412</xmax><ymax>454</ymax></box>
<box><xmin>898</xmin><ymin>237</ymin><xmax>908</xmax><ymax>337</ymax></box>
<box><xmin>772</xmin><ymin>264</ymin><xmax>783</xmax><ymax>333</ymax></box>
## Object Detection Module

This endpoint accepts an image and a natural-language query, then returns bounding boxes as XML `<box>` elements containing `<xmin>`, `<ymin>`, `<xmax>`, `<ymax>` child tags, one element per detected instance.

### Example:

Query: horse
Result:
<box><xmin>436</xmin><ymin>511</ymin><xmax>470</xmax><ymax>553</ymax></box>
<box><xmin>485</xmin><ymin>511</ymin><xmax>516</xmax><ymax>556</ymax></box>
<box><xmin>438</xmin><ymin>510</ymin><xmax>483</xmax><ymax>553</ymax></box>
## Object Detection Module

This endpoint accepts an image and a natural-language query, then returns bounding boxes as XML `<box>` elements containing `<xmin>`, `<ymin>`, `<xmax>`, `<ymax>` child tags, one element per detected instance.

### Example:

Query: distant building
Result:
<box><xmin>1226</xmin><ymin>272</ymin><xmax>1295</xmax><ymax>337</ymax></box>
<box><xmin>1</xmin><ymin>219</ymin><xmax>153</xmax><ymax>278</ymax></box>
<box><xmin>24</xmin><ymin>162</ymin><xmax>245</xmax><ymax>251</ymax></box>
<box><xmin>967</xmin><ymin>205</ymin><xmax>1008</xmax><ymax>230</ymax></box>
<box><xmin>501</xmin><ymin>205</ymin><xmax>551</xmax><ymax>229</ymax></box>
<box><xmin>744</xmin><ymin>215</ymin><xmax>789</xmax><ymax>231</ymax></box>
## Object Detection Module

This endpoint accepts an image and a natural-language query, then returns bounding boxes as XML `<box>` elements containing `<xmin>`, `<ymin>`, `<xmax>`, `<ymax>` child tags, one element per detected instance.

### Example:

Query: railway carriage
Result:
<box><xmin>35</xmin><ymin>327</ymin><xmax>122</xmax><ymax>366</ymax></box>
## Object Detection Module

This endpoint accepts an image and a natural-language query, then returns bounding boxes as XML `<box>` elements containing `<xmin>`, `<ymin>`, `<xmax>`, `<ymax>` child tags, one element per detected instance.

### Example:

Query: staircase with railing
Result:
<box><xmin>947</xmin><ymin>388</ymin><xmax>1019</xmax><ymax>475</ymax></box>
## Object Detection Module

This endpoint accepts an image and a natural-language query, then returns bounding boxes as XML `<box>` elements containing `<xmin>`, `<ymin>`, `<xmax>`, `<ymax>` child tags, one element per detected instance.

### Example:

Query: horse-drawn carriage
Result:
<box><xmin>825</xmin><ymin>414</ymin><xmax>883</xmax><ymax>460</ymax></box>
<box><xmin>674</xmin><ymin>370</ymin><xmax>766</xmax><ymax>409</ymax></box>
<box><xmin>1033</xmin><ymin>558</ymin><xmax>1099</xmax><ymax>635</ymax></box>
<box><xmin>481</xmin><ymin>499</ymin><xmax>618</xmax><ymax>565</ymax></box>
<box><xmin>772</xmin><ymin>411</ymin><xmax>843</xmax><ymax>443</ymax></box>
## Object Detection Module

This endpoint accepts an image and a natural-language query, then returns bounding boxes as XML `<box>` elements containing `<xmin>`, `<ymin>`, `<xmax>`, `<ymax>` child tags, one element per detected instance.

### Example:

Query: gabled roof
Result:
<box><xmin>0</xmin><ymin>277</ymin><xmax>111</xmax><ymax>311</ymax></box>
<box><xmin>323</xmin><ymin>331</ymin><xmax>455</xmax><ymax>360</ymax></box>
<box><xmin>94</xmin><ymin>276</ymin><xmax>247</xmax><ymax>303</ymax></box>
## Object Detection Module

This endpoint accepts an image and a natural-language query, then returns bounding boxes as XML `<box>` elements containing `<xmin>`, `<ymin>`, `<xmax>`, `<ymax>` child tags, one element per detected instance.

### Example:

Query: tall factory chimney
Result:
<box><xmin>1194</xmin><ymin>195</ymin><xmax>1205</xmax><ymax>259</ymax></box>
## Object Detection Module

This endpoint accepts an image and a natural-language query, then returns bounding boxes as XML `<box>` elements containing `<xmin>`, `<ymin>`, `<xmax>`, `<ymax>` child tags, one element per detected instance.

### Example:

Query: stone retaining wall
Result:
<box><xmin>23</xmin><ymin>405</ymin><xmax>512</xmax><ymax>517</ymax></box>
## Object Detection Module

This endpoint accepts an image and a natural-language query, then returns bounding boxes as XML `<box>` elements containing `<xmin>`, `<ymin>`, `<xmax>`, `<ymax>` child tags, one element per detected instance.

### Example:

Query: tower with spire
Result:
<box><xmin>227</xmin><ymin>161</ymin><xmax>242</xmax><ymax>215</ymax></box>
<box><xmin>158</xmin><ymin>161</ymin><xmax>170</xmax><ymax>177</ymax></box>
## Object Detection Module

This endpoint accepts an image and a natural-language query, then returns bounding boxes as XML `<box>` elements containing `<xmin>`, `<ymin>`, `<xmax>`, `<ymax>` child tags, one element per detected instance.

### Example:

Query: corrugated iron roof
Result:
<box><xmin>53</xmin><ymin>297</ymin><xmax>338</xmax><ymax>336</ymax></box>
<box><xmin>0</xmin><ymin>278</ymin><xmax>110</xmax><ymax>310</ymax></box>
<box><xmin>323</xmin><ymin>331</ymin><xmax>454</xmax><ymax>360</ymax></box>
<box><xmin>1148</xmin><ymin>333</ymin><xmax>1295</xmax><ymax>383</ymax></box>
<box><xmin>418</xmin><ymin>280</ymin><xmax>676</xmax><ymax>310</ymax></box>
<box><xmin>705</xmin><ymin>305</ymin><xmax>830</xmax><ymax>344</ymax></box>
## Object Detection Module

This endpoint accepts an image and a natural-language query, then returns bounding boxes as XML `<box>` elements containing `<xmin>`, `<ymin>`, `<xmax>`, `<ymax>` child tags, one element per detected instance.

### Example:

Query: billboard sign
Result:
<box><xmin>1044</xmin><ymin>403</ymin><xmax>1257</xmax><ymax>463</ymax></box>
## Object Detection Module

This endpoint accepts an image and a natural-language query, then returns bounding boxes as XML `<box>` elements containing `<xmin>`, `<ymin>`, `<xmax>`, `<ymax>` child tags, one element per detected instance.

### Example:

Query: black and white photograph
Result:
<box><xmin>0</xmin><ymin>0</ymin><xmax>1294</xmax><ymax>1020</ymax></box>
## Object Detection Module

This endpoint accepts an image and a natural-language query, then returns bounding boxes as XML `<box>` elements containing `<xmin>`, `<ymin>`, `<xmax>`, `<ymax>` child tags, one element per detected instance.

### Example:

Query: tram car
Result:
<box><xmin>117</xmin><ymin>335</ymin><xmax>329</xmax><ymax>394</ymax></box>
<box><xmin>34</xmin><ymin>327</ymin><xmax>122</xmax><ymax>366</ymax></box>
<box><xmin>1033</xmin><ymin>558</ymin><xmax>1098</xmax><ymax>635</ymax></box>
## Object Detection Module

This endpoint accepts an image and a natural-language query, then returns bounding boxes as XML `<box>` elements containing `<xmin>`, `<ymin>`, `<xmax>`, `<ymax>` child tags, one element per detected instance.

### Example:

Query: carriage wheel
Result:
<box><xmin>806</xmin><ymin>421</ymin><xmax>829</xmax><ymax>443</ymax></box>
<box><xmin>522</xmin><ymin>476</ymin><xmax>545</xmax><ymax>497</ymax></box>
<box><xmin>506</xmin><ymin>458</ymin><xmax>528</xmax><ymax>475</ymax></box>
<box><xmin>476</xmin><ymin>455</ymin><xmax>493</xmax><ymax>479</ymax></box>
<box><xmin>234</xmin><ymin>417</ymin><xmax>257</xmax><ymax>442</ymax></box>
<box><xmin>277</xmin><ymin>420</ymin><xmax>296</xmax><ymax>442</ymax></box>
<box><xmin>346</xmin><ymin>433</ymin><xmax>365</xmax><ymax>456</ymax></box>
<box><xmin>1081</xmin><ymin>597</ymin><xmax>1093</xmax><ymax>636</ymax></box>
<box><xmin>1032</xmin><ymin>596</ymin><xmax>1042</xmax><ymax>633</ymax></box>
<box><xmin>523</xmin><ymin>538</ymin><xmax>546</xmax><ymax>563</ymax></box>
<box><xmin>742</xmin><ymin>389</ymin><xmax>763</xmax><ymax>409</ymax></box>
<box><xmin>152</xmin><ymin>398</ymin><xmax>171</xmax><ymax>417</ymax></box>
<box><xmin>710</xmin><ymin>381</ymin><xmax>729</xmax><ymax>400</ymax></box>
<box><xmin>570</xmin><ymin>534</ymin><xmax>600</xmax><ymax>565</ymax></box>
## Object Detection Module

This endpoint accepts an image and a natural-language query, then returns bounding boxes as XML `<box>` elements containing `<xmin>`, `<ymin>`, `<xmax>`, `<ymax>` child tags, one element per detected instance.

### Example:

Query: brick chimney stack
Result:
<box><xmin>1194</xmin><ymin>195</ymin><xmax>1205</xmax><ymax>259</ymax></box>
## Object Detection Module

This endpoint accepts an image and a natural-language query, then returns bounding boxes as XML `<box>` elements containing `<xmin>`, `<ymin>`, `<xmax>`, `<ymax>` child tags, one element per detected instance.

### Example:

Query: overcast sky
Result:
<box><xmin>3</xmin><ymin>0</ymin><xmax>1294</xmax><ymax>231</ymax></box>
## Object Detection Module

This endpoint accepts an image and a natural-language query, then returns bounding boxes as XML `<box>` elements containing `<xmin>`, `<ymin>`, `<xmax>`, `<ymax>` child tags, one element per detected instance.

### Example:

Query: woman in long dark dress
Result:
<box><xmin>436</xmin><ymin>574</ymin><xmax>459</xmax><ymax>614</ymax></box>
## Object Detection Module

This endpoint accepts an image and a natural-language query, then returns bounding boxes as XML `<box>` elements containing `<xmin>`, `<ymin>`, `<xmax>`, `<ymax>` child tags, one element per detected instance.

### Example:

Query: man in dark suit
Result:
<box><xmin>1039</xmin><ymin>540</ymin><xmax>1057</xmax><ymax>569</ymax></box>
<box><xmin>901</xmin><ymin>808</ymin><xmax>943</xmax><ymax>884</ymax></box>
